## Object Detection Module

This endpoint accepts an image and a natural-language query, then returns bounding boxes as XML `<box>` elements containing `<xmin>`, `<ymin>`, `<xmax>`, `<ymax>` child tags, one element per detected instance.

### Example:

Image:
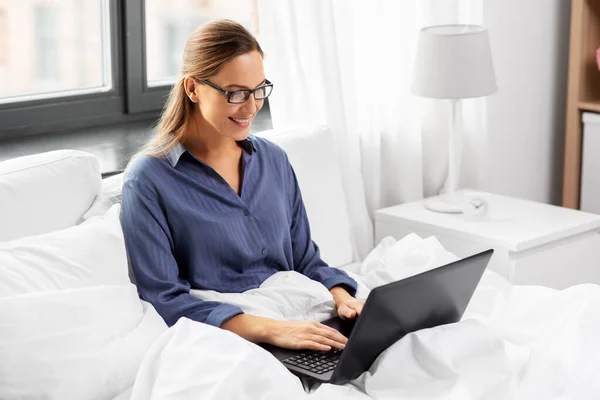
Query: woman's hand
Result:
<box><xmin>222</xmin><ymin>314</ymin><xmax>348</xmax><ymax>352</ymax></box>
<box><xmin>330</xmin><ymin>286</ymin><xmax>365</xmax><ymax>320</ymax></box>
<box><xmin>336</xmin><ymin>297</ymin><xmax>365</xmax><ymax>319</ymax></box>
<box><xmin>264</xmin><ymin>319</ymin><xmax>348</xmax><ymax>352</ymax></box>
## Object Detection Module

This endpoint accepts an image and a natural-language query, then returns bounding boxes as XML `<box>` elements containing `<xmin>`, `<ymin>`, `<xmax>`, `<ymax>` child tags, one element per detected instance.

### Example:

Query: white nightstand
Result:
<box><xmin>375</xmin><ymin>191</ymin><xmax>600</xmax><ymax>289</ymax></box>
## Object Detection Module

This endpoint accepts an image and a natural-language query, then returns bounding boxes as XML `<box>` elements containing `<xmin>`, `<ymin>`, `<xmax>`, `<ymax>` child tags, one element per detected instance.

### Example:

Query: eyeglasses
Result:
<box><xmin>197</xmin><ymin>78</ymin><xmax>274</xmax><ymax>104</ymax></box>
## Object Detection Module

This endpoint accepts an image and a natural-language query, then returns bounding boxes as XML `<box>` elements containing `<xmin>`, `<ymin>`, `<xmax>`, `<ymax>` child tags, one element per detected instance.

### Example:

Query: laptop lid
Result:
<box><xmin>330</xmin><ymin>249</ymin><xmax>494</xmax><ymax>384</ymax></box>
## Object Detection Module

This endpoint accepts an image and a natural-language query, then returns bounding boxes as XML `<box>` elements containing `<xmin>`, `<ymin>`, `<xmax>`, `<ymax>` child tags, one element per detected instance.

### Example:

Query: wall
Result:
<box><xmin>483</xmin><ymin>0</ymin><xmax>571</xmax><ymax>204</ymax></box>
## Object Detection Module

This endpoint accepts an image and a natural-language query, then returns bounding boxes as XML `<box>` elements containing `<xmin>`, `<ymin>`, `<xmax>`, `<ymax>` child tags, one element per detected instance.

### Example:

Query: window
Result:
<box><xmin>35</xmin><ymin>5</ymin><xmax>60</xmax><ymax>84</ymax></box>
<box><xmin>0</xmin><ymin>0</ymin><xmax>266</xmax><ymax>138</ymax></box>
<box><xmin>1</xmin><ymin>0</ymin><xmax>110</xmax><ymax>101</ymax></box>
<box><xmin>161</xmin><ymin>22</ymin><xmax>202</xmax><ymax>86</ymax></box>
<box><xmin>0</xmin><ymin>9</ymin><xmax>6</xmax><ymax>65</ymax></box>
<box><xmin>0</xmin><ymin>8</ymin><xmax>6</xmax><ymax>96</ymax></box>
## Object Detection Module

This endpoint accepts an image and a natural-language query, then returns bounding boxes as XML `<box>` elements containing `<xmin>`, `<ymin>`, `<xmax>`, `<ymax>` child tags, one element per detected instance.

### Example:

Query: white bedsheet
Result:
<box><xmin>128</xmin><ymin>234</ymin><xmax>600</xmax><ymax>399</ymax></box>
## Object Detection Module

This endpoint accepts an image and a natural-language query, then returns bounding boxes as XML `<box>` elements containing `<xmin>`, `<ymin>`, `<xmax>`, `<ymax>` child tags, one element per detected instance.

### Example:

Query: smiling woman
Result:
<box><xmin>120</xmin><ymin>20</ymin><xmax>364</xmax><ymax>355</ymax></box>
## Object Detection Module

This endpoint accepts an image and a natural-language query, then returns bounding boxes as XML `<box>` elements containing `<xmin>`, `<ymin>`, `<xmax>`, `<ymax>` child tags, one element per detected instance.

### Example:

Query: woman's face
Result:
<box><xmin>191</xmin><ymin>50</ymin><xmax>266</xmax><ymax>142</ymax></box>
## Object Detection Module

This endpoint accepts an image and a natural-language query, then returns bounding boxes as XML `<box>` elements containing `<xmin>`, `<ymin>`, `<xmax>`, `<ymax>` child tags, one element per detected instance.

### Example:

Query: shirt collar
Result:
<box><xmin>240</xmin><ymin>135</ymin><xmax>258</xmax><ymax>154</ymax></box>
<box><xmin>166</xmin><ymin>141</ymin><xmax>187</xmax><ymax>168</ymax></box>
<box><xmin>166</xmin><ymin>136</ymin><xmax>258</xmax><ymax>168</ymax></box>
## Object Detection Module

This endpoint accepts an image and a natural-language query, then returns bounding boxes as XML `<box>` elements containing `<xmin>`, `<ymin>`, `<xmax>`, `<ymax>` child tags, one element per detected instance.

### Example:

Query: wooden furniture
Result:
<box><xmin>375</xmin><ymin>190</ymin><xmax>600</xmax><ymax>289</ymax></box>
<box><xmin>563</xmin><ymin>0</ymin><xmax>600</xmax><ymax>209</ymax></box>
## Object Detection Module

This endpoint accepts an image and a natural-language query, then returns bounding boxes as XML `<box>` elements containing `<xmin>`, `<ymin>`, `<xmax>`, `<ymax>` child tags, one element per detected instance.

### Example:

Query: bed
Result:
<box><xmin>1</xmin><ymin>125</ymin><xmax>599</xmax><ymax>399</ymax></box>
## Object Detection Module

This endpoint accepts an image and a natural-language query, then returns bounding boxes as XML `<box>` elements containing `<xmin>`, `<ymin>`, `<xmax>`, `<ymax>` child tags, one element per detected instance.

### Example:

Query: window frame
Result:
<box><xmin>123</xmin><ymin>0</ymin><xmax>171</xmax><ymax>114</ymax></box>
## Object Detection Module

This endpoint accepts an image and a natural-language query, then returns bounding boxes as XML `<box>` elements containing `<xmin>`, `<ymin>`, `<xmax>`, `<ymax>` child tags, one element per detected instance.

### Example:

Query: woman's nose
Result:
<box><xmin>240</xmin><ymin>96</ymin><xmax>259</xmax><ymax>114</ymax></box>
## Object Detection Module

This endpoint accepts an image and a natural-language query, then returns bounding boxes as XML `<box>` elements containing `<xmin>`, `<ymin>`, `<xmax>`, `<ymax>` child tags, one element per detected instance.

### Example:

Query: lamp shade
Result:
<box><xmin>412</xmin><ymin>25</ymin><xmax>497</xmax><ymax>99</ymax></box>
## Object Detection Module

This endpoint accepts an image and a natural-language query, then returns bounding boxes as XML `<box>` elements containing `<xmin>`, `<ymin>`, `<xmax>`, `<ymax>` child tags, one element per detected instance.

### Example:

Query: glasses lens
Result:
<box><xmin>254</xmin><ymin>85</ymin><xmax>273</xmax><ymax>100</ymax></box>
<box><xmin>229</xmin><ymin>90</ymin><xmax>249</xmax><ymax>104</ymax></box>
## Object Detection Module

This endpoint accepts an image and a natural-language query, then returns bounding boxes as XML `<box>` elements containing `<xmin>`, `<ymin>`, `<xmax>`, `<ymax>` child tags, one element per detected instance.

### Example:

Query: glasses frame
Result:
<box><xmin>197</xmin><ymin>78</ymin><xmax>273</xmax><ymax>104</ymax></box>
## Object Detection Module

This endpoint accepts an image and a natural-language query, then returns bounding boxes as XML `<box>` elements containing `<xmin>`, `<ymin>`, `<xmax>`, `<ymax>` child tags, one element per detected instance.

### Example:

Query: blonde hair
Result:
<box><xmin>139</xmin><ymin>20</ymin><xmax>263</xmax><ymax>158</ymax></box>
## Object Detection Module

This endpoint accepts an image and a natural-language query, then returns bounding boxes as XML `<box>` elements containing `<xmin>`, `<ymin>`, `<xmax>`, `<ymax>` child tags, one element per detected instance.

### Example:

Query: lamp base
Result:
<box><xmin>423</xmin><ymin>194</ymin><xmax>464</xmax><ymax>214</ymax></box>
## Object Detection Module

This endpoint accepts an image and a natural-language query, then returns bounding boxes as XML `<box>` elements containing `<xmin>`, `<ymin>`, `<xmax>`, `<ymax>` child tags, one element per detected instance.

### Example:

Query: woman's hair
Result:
<box><xmin>139</xmin><ymin>19</ymin><xmax>263</xmax><ymax>158</ymax></box>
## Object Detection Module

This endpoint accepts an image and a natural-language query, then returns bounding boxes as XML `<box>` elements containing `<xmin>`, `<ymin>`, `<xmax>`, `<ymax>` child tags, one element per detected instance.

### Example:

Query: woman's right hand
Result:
<box><xmin>264</xmin><ymin>319</ymin><xmax>348</xmax><ymax>352</ymax></box>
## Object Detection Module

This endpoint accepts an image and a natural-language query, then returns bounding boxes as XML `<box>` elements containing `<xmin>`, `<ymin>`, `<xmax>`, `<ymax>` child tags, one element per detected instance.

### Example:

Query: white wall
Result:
<box><xmin>483</xmin><ymin>0</ymin><xmax>570</xmax><ymax>205</ymax></box>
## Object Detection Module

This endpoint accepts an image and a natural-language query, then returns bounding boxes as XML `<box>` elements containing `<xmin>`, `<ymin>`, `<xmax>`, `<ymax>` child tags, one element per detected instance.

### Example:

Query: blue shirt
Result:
<box><xmin>120</xmin><ymin>135</ymin><xmax>357</xmax><ymax>328</ymax></box>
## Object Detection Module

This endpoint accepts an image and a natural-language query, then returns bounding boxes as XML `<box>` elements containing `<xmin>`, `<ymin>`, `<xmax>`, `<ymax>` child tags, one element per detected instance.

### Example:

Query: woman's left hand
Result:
<box><xmin>330</xmin><ymin>286</ymin><xmax>365</xmax><ymax>320</ymax></box>
<box><xmin>336</xmin><ymin>297</ymin><xmax>365</xmax><ymax>319</ymax></box>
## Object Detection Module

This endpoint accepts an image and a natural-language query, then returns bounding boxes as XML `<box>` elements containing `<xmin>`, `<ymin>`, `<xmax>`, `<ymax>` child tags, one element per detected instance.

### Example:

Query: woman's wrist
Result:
<box><xmin>221</xmin><ymin>314</ymin><xmax>274</xmax><ymax>344</ymax></box>
<box><xmin>256</xmin><ymin>316</ymin><xmax>277</xmax><ymax>343</ymax></box>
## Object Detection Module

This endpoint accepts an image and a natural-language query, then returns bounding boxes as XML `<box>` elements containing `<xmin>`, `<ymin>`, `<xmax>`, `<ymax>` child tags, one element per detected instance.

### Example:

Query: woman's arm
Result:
<box><xmin>121</xmin><ymin>175</ymin><xmax>243</xmax><ymax>328</ymax></box>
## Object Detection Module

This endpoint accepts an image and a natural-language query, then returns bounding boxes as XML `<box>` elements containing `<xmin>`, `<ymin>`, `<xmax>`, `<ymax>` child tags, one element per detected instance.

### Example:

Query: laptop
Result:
<box><xmin>262</xmin><ymin>249</ymin><xmax>494</xmax><ymax>385</ymax></box>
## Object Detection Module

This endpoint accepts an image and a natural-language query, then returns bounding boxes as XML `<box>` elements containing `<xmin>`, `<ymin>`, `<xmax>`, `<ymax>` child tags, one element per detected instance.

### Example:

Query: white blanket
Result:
<box><xmin>129</xmin><ymin>234</ymin><xmax>600</xmax><ymax>399</ymax></box>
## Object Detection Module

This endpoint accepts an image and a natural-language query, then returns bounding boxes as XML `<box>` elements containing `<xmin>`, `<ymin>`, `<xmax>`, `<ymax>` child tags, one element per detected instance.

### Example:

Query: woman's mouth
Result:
<box><xmin>229</xmin><ymin>117</ymin><xmax>252</xmax><ymax>128</ymax></box>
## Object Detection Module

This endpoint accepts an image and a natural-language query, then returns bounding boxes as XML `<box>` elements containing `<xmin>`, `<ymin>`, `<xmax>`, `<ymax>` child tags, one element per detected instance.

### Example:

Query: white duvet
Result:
<box><xmin>127</xmin><ymin>234</ymin><xmax>600</xmax><ymax>400</ymax></box>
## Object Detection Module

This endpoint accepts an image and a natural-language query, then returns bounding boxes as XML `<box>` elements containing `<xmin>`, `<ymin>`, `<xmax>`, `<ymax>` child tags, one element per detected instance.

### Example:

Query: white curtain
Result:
<box><xmin>257</xmin><ymin>0</ymin><xmax>487</xmax><ymax>260</ymax></box>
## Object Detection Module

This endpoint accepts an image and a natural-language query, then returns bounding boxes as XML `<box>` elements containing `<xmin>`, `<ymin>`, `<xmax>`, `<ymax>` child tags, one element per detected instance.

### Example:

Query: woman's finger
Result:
<box><xmin>308</xmin><ymin>334</ymin><xmax>345</xmax><ymax>350</ymax></box>
<box><xmin>301</xmin><ymin>340</ymin><xmax>331</xmax><ymax>352</ymax></box>
<box><xmin>349</xmin><ymin>299</ymin><xmax>364</xmax><ymax>315</ymax></box>
<box><xmin>313</xmin><ymin>323</ymin><xmax>348</xmax><ymax>344</ymax></box>
<box><xmin>338</xmin><ymin>303</ymin><xmax>357</xmax><ymax>319</ymax></box>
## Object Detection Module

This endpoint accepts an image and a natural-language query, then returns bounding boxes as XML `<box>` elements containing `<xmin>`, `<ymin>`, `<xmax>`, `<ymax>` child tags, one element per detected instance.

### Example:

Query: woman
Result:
<box><xmin>121</xmin><ymin>20</ymin><xmax>364</xmax><ymax>353</ymax></box>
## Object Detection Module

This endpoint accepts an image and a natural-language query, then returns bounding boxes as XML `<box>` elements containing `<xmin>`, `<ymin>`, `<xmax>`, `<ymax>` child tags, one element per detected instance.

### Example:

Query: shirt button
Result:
<box><xmin>261</xmin><ymin>248</ymin><xmax>267</xmax><ymax>255</ymax></box>
<box><xmin>243</xmin><ymin>209</ymin><xmax>250</xmax><ymax>216</ymax></box>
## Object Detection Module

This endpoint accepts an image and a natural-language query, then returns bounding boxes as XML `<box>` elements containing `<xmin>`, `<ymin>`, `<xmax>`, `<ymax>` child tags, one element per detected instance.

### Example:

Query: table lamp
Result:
<box><xmin>412</xmin><ymin>24</ymin><xmax>497</xmax><ymax>213</ymax></box>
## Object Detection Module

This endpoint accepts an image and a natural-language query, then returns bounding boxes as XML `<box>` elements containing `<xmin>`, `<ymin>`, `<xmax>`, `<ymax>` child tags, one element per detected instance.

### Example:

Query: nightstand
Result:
<box><xmin>375</xmin><ymin>190</ymin><xmax>600</xmax><ymax>289</ymax></box>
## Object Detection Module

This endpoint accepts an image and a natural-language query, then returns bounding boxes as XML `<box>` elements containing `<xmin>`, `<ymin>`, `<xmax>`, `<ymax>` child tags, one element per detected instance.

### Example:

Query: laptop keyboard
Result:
<box><xmin>283</xmin><ymin>348</ymin><xmax>342</xmax><ymax>375</ymax></box>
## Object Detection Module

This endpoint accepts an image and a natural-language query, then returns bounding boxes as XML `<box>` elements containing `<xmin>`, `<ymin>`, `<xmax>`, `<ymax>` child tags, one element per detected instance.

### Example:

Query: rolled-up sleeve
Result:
<box><xmin>120</xmin><ymin>174</ymin><xmax>244</xmax><ymax>327</ymax></box>
<box><xmin>286</xmin><ymin>163</ymin><xmax>358</xmax><ymax>296</ymax></box>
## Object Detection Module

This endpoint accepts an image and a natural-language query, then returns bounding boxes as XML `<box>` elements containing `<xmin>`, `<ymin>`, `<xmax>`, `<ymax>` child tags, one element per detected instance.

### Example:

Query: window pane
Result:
<box><xmin>0</xmin><ymin>0</ymin><xmax>111</xmax><ymax>102</ymax></box>
<box><xmin>144</xmin><ymin>0</ymin><xmax>259</xmax><ymax>87</ymax></box>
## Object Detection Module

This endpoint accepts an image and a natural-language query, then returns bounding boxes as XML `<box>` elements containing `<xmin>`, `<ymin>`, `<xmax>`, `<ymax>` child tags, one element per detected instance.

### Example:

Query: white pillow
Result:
<box><xmin>0</xmin><ymin>150</ymin><xmax>102</xmax><ymax>242</ymax></box>
<box><xmin>262</xmin><ymin>125</ymin><xmax>355</xmax><ymax>267</ymax></box>
<box><xmin>0</xmin><ymin>204</ymin><xmax>129</xmax><ymax>298</ymax></box>
<box><xmin>0</xmin><ymin>284</ymin><xmax>167</xmax><ymax>399</ymax></box>
<box><xmin>0</xmin><ymin>204</ymin><xmax>168</xmax><ymax>399</ymax></box>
